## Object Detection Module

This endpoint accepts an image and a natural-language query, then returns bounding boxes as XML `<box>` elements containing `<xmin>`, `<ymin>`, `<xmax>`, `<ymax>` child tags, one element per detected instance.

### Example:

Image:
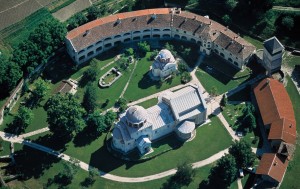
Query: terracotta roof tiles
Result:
<box><xmin>256</xmin><ymin>153</ymin><xmax>288</xmax><ymax>183</ymax></box>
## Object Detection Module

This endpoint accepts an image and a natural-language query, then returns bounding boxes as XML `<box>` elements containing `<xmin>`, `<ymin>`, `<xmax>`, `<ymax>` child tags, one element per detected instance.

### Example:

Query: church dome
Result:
<box><xmin>126</xmin><ymin>105</ymin><xmax>148</xmax><ymax>124</ymax></box>
<box><xmin>155</xmin><ymin>49</ymin><xmax>175</xmax><ymax>64</ymax></box>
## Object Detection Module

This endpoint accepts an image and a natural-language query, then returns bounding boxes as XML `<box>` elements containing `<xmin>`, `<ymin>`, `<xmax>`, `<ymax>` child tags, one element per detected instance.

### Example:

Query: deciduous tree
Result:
<box><xmin>45</xmin><ymin>93</ymin><xmax>86</xmax><ymax>136</ymax></box>
<box><xmin>82</xmin><ymin>86</ymin><xmax>98</xmax><ymax>113</ymax></box>
<box><xmin>229</xmin><ymin>139</ymin><xmax>256</xmax><ymax>168</ymax></box>
<box><xmin>13</xmin><ymin>106</ymin><xmax>34</xmax><ymax>132</ymax></box>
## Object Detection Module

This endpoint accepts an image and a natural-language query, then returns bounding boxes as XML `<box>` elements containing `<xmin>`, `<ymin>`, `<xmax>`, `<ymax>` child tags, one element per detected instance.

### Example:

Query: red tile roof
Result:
<box><xmin>256</xmin><ymin>153</ymin><xmax>288</xmax><ymax>183</ymax></box>
<box><xmin>66</xmin><ymin>8</ymin><xmax>255</xmax><ymax>60</ymax></box>
<box><xmin>254</xmin><ymin>78</ymin><xmax>296</xmax><ymax>145</ymax></box>
<box><xmin>268</xmin><ymin>118</ymin><xmax>296</xmax><ymax>144</ymax></box>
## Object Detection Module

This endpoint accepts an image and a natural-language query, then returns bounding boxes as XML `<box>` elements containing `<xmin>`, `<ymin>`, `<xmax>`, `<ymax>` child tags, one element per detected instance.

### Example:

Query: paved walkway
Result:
<box><xmin>237</xmin><ymin>178</ymin><xmax>243</xmax><ymax>189</ymax></box>
<box><xmin>120</xmin><ymin>59</ymin><xmax>138</xmax><ymax>98</ymax></box>
<box><xmin>272</xmin><ymin>6</ymin><xmax>300</xmax><ymax>12</ymax></box>
<box><xmin>19</xmin><ymin>127</ymin><xmax>49</xmax><ymax>138</ymax></box>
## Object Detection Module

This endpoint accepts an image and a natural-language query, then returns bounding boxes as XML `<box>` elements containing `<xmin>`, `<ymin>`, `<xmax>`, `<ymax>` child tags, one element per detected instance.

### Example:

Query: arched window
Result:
<box><xmin>79</xmin><ymin>55</ymin><xmax>85</xmax><ymax>61</ymax></box>
<box><xmin>133</xmin><ymin>36</ymin><xmax>140</xmax><ymax>40</ymax></box>
<box><xmin>87</xmin><ymin>51</ymin><xmax>94</xmax><ymax>56</ymax></box>
<box><xmin>114</xmin><ymin>35</ymin><xmax>121</xmax><ymax>39</ymax></box>
<box><xmin>104</xmin><ymin>37</ymin><xmax>112</xmax><ymax>41</ymax></box>
<box><xmin>78</xmin><ymin>49</ymin><xmax>85</xmax><ymax>54</ymax></box>
<box><xmin>153</xmin><ymin>29</ymin><xmax>160</xmax><ymax>32</ymax></box>
<box><xmin>191</xmin><ymin>38</ymin><xmax>196</xmax><ymax>43</ymax></box>
<box><xmin>228</xmin><ymin>58</ymin><xmax>233</xmax><ymax>62</ymax></box>
<box><xmin>181</xmin><ymin>36</ymin><xmax>187</xmax><ymax>40</ymax></box>
<box><xmin>143</xmin><ymin>29</ymin><xmax>150</xmax><ymax>32</ymax></box>
<box><xmin>214</xmin><ymin>49</ymin><xmax>219</xmax><ymax>54</ymax></box>
<box><xmin>174</xmin><ymin>34</ymin><xmax>180</xmax><ymax>38</ymax></box>
<box><xmin>163</xmin><ymin>28</ymin><xmax>171</xmax><ymax>31</ymax></box>
<box><xmin>96</xmin><ymin>47</ymin><xmax>102</xmax><ymax>52</ymax></box>
<box><xmin>143</xmin><ymin>35</ymin><xmax>150</xmax><ymax>39</ymax></box>
<box><xmin>124</xmin><ymin>38</ymin><xmax>131</xmax><ymax>42</ymax></box>
<box><xmin>133</xmin><ymin>31</ymin><xmax>141</xmax><ymax>34</ymax></box>
<box><xmin>220</xmin><ymin>53</ymin><xmax>225</xmax><ymax>57</ymax></box>
<box><xmin>153</xmin><ymin>34</ymin><xmax>160</xmax><ymax>38</ymax></box>
<box><xmin>124</xmin><ymin>33</ymin><xmax>131</xmax><ymax>36</ymax></box>
<box><xmin>163</xmin><ymin>34</ymin><xmax>171</xmax><ymax>38</ymax></box>
<box><xmin>104</xmin><ymin>43</ymin><xmax>112</xmax><ymax>48</ymax></box>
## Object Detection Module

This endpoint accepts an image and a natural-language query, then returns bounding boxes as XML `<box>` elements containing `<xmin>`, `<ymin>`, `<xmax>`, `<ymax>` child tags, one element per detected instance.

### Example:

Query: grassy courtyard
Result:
<box><xmin>28</xmin><ymin>116</ymin><xmax>232</xmax><ymax>178</ymax></box>
<box><xmin>196</xmin><ymin>55</ymin><xmax>252</xmax><ymax>95</ymax></box>
<box><xmin>136</xmin><ymin>98</ymin><xmax>158</xmax><ymax>109</ymax></box>
<box><xmin>123</xmin><ymin>53</ymin><xmax>182</xmax><ymax>101</ymax></box>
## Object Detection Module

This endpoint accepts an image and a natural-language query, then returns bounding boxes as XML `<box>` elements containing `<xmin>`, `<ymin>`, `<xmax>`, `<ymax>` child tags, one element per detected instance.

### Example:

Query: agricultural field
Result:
<box><xmin>0</xmin><ymin>0</ymin><xmax>57</xmax><ymax>31</ymax></box>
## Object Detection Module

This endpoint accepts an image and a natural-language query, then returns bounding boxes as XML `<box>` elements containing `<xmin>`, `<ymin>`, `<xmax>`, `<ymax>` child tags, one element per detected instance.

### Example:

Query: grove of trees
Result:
<box><xmin>45</xmin><ymin>93</ymin><xmax>86</xmax><ymax>136</ymax></box>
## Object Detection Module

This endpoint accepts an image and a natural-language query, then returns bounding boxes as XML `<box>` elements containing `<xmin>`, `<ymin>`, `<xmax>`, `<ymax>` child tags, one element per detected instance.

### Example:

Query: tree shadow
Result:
<box><xmin>138</xmin><ymin>72</ymin><xmax>160</xmax><ymax>89</ymax></box>
<box><xmin>73</xmin><ymin>126</ymin><xmax>100</xmax><ymax>147</ymax></box>
<box><xmin>12</xmin><ymin>145</ymin><xmax>61</xmax><ymax>180</ymax></box>
<box><xmin>32</xmin><ymin>133</ymin><xmax>72</xmax><ymax>152</ymax></box>
<box><xmin>42</xmin><ymin>53</ymin><xmax>77</xmax><ymax>84</ymax></box>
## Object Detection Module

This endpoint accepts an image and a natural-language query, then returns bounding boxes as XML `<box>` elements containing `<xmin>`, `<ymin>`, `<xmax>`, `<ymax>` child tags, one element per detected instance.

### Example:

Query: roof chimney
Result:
<box><xmin>289</xmin><ymin>124</ymin><xmax>293</xmax><ymax>128</ymax></box>
<box><xmin>83</xmin><ymin>30</ymin><xmax>90</xmax><ymax>37</ymax></box>
<box><xmin>116</xmin><ymin>18</ymin><xmax>121</xmax><ymax>24</ymax></box>
<box><xmin>151</xmin><ymin>13</ymin><xmax>157</xmax><ymax>19</ymax></box>
<box><xmin>225</xmin><ymin>26</ymin><xmax>229</xmax><ymax>31</ymax></box>
<box><xmin>209</xmin><ymin>21</ymin><xmax>212</xmax><ymax>25</ymax></box>
<box><xmin>273</xmin><ymin>161</ymin><xmax>278</xmax><ymax>166</ymax></box>
<box><xmin>266</xmin><ymin>79</ymin><xmax>270</xmax><ymax>85</ymax></box>
<box><xmin>177</xmin><ymin>8</ymin><xmax>181</xmax><ymax>14</ymax></box>
<box><xmin>193</xmin><ymin>16</ymin><xmax>197</xmax><ymax>20</ymax></box>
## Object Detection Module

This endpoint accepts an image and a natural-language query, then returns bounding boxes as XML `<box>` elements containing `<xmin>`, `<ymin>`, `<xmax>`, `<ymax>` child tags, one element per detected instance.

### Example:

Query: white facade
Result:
<box><xmin>112</xmin><ymin>84</ymin><xmax>207</xmax><ymax>154</ymax></box>
<box><xmin>66</xmin><ymin>9</ymin><xmax>256</xmax><ymax>69</ymax></box>
<box><xmin>151</xmin><ymin>49</ymin><xmax>177</xmax><ymax>78</ymax></box>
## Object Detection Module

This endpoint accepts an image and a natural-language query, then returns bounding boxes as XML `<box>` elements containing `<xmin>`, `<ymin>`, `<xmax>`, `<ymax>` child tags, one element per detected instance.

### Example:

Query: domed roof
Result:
<box><xmin>155</xmin><ymin>49</ymin><xmax>175</xmax><ymax>64</ymax></box>
<box><xmin>126</xmin><ymin>105</ymin><xmax>148</xmax><ymax>124</ymax></box>
<box><xmin>177</xmin><ymin>121</ymin><xmax>195</xmax><ymax>134</ymax></box>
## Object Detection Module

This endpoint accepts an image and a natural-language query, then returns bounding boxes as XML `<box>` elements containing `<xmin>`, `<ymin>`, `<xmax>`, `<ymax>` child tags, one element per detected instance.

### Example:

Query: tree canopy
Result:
<box><xmin>87</xmin><ymin>110</ymin><xmax>107</xmax><ymax>135</ymax></box>
<box><xmin>208</xmin><ymin>154</ymin><xmax>237</xmax><ymax>187</ymax></box>
<box><xmin>229</xmin><ymin>139</ymin><xmax>256</xmax><ymax>168</ymax></box>
<box><xmin>282</xmin><ymin>16</ymin><xmax>294</xmax><ymax>30</ymax></box>
<box><xmin>82</xmin><ymin>86</ymin><xmax>98</xmax><ymax>113</ymax></box>
<box><xmin>12</xmin><ymin>106</ymin><xmax>34</xmax><ymax>133</ymax></box>
<box><xmin>45</xmin><ymin>93</ymin><xmax>86</xmax><ymax>136</ymax></box>
<box><xmin>162</xmin><ymin>162</ymin><xmax>195</xmax><ymax>189</ymax></box>
<box><xmin>137</xmin><ymin>41</ymin><xmax>150</xmax><ymax>57</ymax></box>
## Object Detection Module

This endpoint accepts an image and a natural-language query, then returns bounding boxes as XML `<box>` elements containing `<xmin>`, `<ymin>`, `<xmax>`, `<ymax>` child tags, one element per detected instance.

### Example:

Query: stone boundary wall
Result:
<box><xmin>0</xmin><ymin>79</ymin><xmax>24</xmax><ymax>125</ymax></box>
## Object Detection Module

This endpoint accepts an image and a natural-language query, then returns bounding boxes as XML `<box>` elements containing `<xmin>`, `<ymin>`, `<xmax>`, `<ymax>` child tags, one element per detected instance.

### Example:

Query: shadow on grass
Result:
<box><xmin>32</xmin><ymin>133</ymin><xmax>73</xmax><ymax>152</ymax></box>
<box><xmin>43</xmin><ymin>52</ymin><xmax>77</xmax><ymax>84</ymax></box>
<box><xmin>138</xmin><ymin>72</ymin><xmax>162</xmax><ymax>89</ymax></box>
<box><xmin>12</xmin><ymin>145</ymin><xmax>61</xmax><ymax>180</ymax></box>
<box><xmin>73</xmin><ymin>126</ymin><xmax>100</xmax><ymax>147</ymax></box>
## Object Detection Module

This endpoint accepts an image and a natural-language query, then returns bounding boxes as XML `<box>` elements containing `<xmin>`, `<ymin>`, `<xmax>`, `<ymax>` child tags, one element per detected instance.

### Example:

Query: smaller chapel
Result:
<box><xmin>112</xmin><ymin>84</ymin><xmax>207</xmax><ymax>155</ymax></box>
<box><xmin>151</xmin><ymin>49</ymin><xmax>177</xmax><ymax>78</ymax></box>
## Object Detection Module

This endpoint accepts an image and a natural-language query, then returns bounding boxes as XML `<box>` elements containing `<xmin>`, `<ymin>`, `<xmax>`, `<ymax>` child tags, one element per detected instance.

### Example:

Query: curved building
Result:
<box><xmin>66</xmin><ymin>8</ymin><xmax>256</xmax><ymax>69</ymax></box>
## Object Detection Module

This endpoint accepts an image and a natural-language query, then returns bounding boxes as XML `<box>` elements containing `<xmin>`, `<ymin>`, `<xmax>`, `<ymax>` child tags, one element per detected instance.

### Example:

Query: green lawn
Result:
<box><xmin>136</xmin><ymin>98</ymin><xmax>158</xmax><ymax>109</ymax></box>
<box><xmin>123</xmin><ymin>53</ymin><xmax>182</xmax><ymax>101</ymax></box>
<box><xmin>6</xmin><ymin>142</ymin><xmax>216</xmax><ymax>189</ymax></box>
<box><xmin>0</xmin><ymin>141</ymin><xmax>11</xmax><ymax>156</ymax></box>
<box><xmin>242</xmin><ymin>35</ymin><xmax>264</xmax><ymax>49</ymax></box>
<box><xmin>283</xmin><ymin>54</ymin><xmax>300</xmax><ymax>68</ymax></box>
<box><xmin>31</xmin><ymin>116</ymin><xmax>232</xmax><ymax>177</ymax></box>
<box><xmin>222</xmin><ymin>102</ymin><xmax>259</xmax><ymax>147</ymax></box>
<box><xmin>196</xmin><ymin>55</ymin><xmax>251</xmax><ymax>95</ymax></box>
<box><xmin>280</xmin><ymin>76</ymin><xmax>300</xmax><ymax>189</ymax></box>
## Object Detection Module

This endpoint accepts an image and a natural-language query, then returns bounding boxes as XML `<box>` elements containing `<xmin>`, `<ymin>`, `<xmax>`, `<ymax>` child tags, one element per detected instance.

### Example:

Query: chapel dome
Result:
<box><xmin>155</xmin><ymin>49</ymin><xmax>175</xmax><ymax>64</ymax></box>
<box><xmin>125</xmin><ymin>105</ymin><xmax>148</xmax><ymax>124</ymax></box>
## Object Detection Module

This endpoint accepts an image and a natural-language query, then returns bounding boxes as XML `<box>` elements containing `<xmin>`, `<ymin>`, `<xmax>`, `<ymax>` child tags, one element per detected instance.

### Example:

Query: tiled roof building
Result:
<box><xmin>66</xmin><ymin>8</ymin><xmax>256</xmax><ymax>68</ymax></box>
<box><xmin>254</xmin><ymin>78</ymin><xmax>296</xmax><ymax>186</ymax></box>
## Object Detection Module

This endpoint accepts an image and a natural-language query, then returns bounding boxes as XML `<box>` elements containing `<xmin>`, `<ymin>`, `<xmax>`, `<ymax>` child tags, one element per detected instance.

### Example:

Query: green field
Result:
<box><xmin>123</xmin><ymin>53</ymin><xmax>182</xmax><ymax>101</ymax></box>
<box><xmin>280</xmin><ymin>76</ymin><xmax>300</xmax><ymax>189</ymax></box>
<box><xmin>196</xmin><ymin>55</ymin><xmax>251</xmax><ymax>95</ymax></box>
<box><xmin>136</xmin><ymin>98</ymin><xmax>158</xmax><ymax>108</ymax></box>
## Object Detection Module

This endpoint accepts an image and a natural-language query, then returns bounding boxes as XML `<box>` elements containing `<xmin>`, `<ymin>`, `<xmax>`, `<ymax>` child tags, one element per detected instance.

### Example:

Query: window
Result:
<box><xmin>96</xmin><ymin>47</ymin><xmax>102</xmax><ymax>52</ymax></box>
<box><xmin>153</xmin><ymin>34</ymin><xmax>160</xmax><ymax>38</ymax></box>
<box><xmin>153</xmin><ymin>29</ymin><xmax>160</xmax><ymax>32</ymax></box>
<box><xmin>143</xmin><ymin>35</ymin><xmax>150</xmax><ymax>39</ymax></box>
<box><xmin>114</xmin><ymin>35</ymin><xmax>121</xmax><ymax>39</ymax></box>
<box><xmin>124</xmin><ymin>33</ymin><xmax>131</xmax><ymax>36</ymax></box>
<box><xmin>163</xmin><ymin>28</ymin><xmax>171</xmax><ymax>31</ymax></box>
<box><xmin>124</xmin><ymin>38</ymin><xmax>131</xmax><ymax>42</ymax></box>
<box><xmin>234</xmin><ymin>61</ymin><xmax>239</xmax><ymax>66</ymax></box>
<box><xmin>96</xmin><ymin>40</ymin><xmax>102</xmax><ymax>45</ymax></box>
<box><xmin>228</xmin><ymin>58</ymin><xmax>233</xmax><ymax>62</ymax></box>
<box><xmin>133</xmin><ymin>36</ymin><xmax>140</xmax><ymax>40</ymax></box>
<box><xmin>133</xmin><ymin>31</ymin><xmax>141</xmax><ymax>34</ymax></box>
<box><xmin>79</xmin><ymin>55</ymin><xmax>85</xmax><ymax>61</ymax></box>
<box><xmin>184</xmin><ymin>31</ymin><xmax>186</xmax><ymax>34</ymax></box>
<box><xmin>163</xmin><ymin>34</ymin><xmax>171</xmax><ymax>38</ymax></box>
<box><xmin>78</xmin><ymin>49</ymin><xmax>85</xmax><ymax>54</ymax></box>
<box><xmin>104</xmin><ymin>43</ymin><xmax>112</xmax><ymax>48</ymax></box>
<box><xmin>87</xmin><ymin>51</ymin><xmax>94</xmax><ymax>56</ymax></box>
<box><xmin>181</xmin><ymin>36</ymin><xmax>187</xmax><ymax>40</ymax></box>
<box><xmin>174</xmin><ymin>34</ymin><xmax>180</xmax><ymax>38</ymax></box>
<box><xmin>87</xmin><ymin>45</ymin><xmax>93</xmax><ymax>50</ymax></box>
<box><xmin>191</xmin><ymin>38</ymin><xmax>196</xmax><ymax>43</ymax></box>
<box><xmin>143</xmin><ymin>29</ymin><xmax>150</xmax><ymax>32</ymax></box>
<box><xmin>220</xmin><ymin>53</ymin><xmax>225</xmax><ymax>57</ymax></box>
<box><xmin>104</xmin><ymin>37</ymin><xmax>112</xmax><ymax>41</ymax></box>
